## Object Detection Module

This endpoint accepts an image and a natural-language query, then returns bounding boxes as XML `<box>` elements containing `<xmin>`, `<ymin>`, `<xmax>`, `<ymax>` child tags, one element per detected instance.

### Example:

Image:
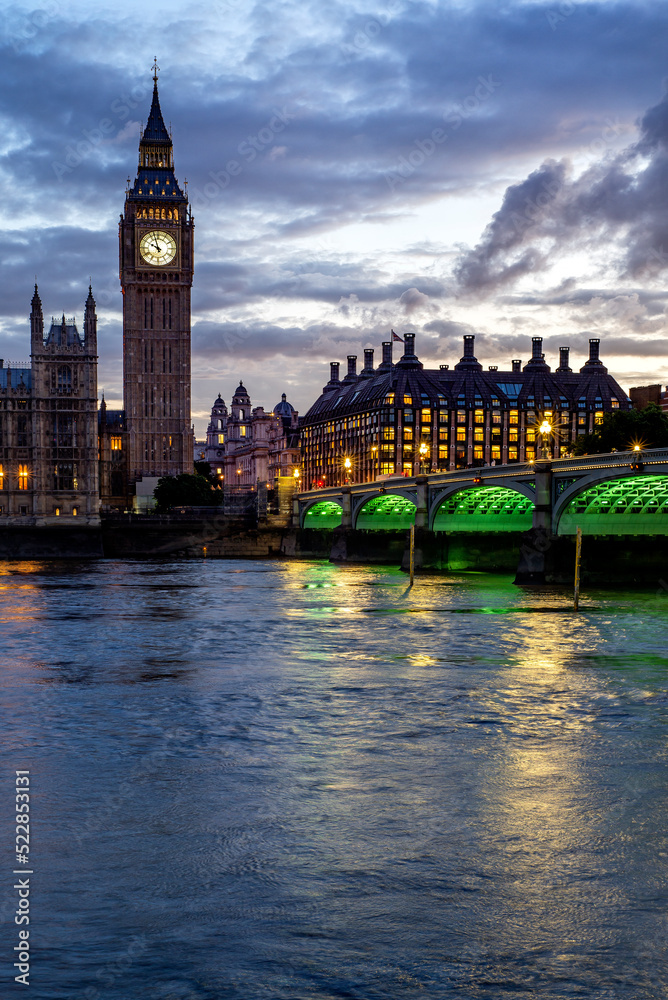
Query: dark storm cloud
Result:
<box><xmin>3</xmin><ymin>0</ymin><xmax>668</xmax><ymax>414</ymax></box>
<box><xmin>424</xmin><ymin>317</ymin><xmax>478</xmax><ymax>345</ymax></box>
<box><xmin>193</xmin><ymin>259</ymin><xmax>446</xmax><ymax>311</ymax></box>
<box><xmin>5</xmin><ymin>0</ymin><xmax>668</xmax><ymax>234</ymax></box>
<box><xmin>455</xmin><ymin>84</ymin><xmax>668</xmax><ymax>292</ymax></box>
<box><xmin>0</xmin><ymin>227</ymin><xmax>118</xmax><ymax>318</ymax></box>
<box><xmin>454</xmin><ymin>159</ymin><xmax>567</xmax><ymax>290</ymax></box>
<box><xmin>192</xmin><ymin>317</ymin><xmax>390</xmax><ymax>363</ymax></box>
<box><xmin>499</xmin><ymin>285</ymin><xmax>668</xmax><ymax>310</ymax></box>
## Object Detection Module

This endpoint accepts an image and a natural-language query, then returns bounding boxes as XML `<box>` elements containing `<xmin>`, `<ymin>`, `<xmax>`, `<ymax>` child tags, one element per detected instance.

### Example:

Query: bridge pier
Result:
<box><xmin>515</xmin><ymin>460</ymin><xmax>553</xmax><ymax>584</ymax></box>
<box><xmin>533</xmin><ymin>460</ymin><xmax>552</xmax><ymax>532</ymax></box>
<box><xmin>415</xmin><ymin>476</ymin><xmax>428</xmax><ymax>529</ymax></box>
<box><xmin>341</xmin><ymin>486</ymin><xmax>352</xmax><ymax>529</ymax></box>
<box><xmin>298</xmin><ymin>449</ymin><xmax>668</xmax><ymax>580</ymax></box>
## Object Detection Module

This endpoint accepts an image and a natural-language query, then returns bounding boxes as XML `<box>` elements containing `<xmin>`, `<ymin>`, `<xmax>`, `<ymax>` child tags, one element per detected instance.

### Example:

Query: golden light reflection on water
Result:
<box><xmin>473</xmin><ymin>609</ymin><xmax>615</xmax><ymax>926</ymax></box>
<box><xmin>0</xmin><ymin>560</ymin><xmax>49</xmax><ymax>576</ymax></box>
<box><xmin>0</xmin><ymin>563</ymin><xmax>47</xmax><ymax>624</ymax></box>
<box><xmin>406</xmin><ymin>654</ymin><xmax>440</xmax><ymax>668</ymax></box>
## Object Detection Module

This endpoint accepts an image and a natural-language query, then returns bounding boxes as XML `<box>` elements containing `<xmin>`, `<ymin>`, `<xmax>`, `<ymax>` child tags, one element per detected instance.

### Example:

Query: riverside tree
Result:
<box><xmin>153</xmin><ymin>473</ymin><xmax>222</xmax><ymax>511</ymax></box>
<box><xmin>573</xmin><ymin>403</ymin><xmax>668</xmax><ymax>455</ymax></box>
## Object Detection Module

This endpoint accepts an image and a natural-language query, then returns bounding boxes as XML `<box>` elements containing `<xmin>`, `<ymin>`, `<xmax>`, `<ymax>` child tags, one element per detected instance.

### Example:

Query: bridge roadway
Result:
<box><xmin>295</xmin><ymin>448</ymin><xmax>668</xmax><ymax>536</ymax></box>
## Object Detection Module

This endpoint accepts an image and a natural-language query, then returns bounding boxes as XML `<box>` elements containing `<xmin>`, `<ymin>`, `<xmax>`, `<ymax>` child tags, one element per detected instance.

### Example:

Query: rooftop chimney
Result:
<box><xmin>363</xmin><ymin>348</ymin><xmax>374</xmax><ymax>373</ymax></box>
<box><xmin>397</xmin><ymin>331</ymin><xmax>423</xmax><ymax>369</ymax></box>
<box><xmin>512</xmin><ymin>359</ymin><xmax>521</xmax><ymax>372</ymax></box>
<box><xmin>344</xmin><ymin>355</ymin><xmax>357</xmax><ymax>380</ymax></box>
<box><xmin>440</xmin><ymin>364</ymin><xmax>449</xmax><ymax>371</ymax></box>
<box><xmin>557</xmin><ymin>346</ymin><xmax>571</xmax><ymax>372</ymax></box>
<box><xmin>454</xmin><ymin>334</ymin><xmax>482</xmax><ymax>371</ymax></box>
<box><xmin>379</xmin><ymin>341</ymin><xmax>393</xmax><ymax>369</ymax></box>
<box><xmin>524</xmin><ymin>336</ymin><xmax>550</xmax><ymax>370</ymax></box>
<box><xmin>323</xmin><ymin>361</ymin><xmax>341</xmax><ymax>392</ymax></box>
<box><xmin>580</xmin><ymin>336</ymin><xmax>607</xmax><ymax>372</ymax></box>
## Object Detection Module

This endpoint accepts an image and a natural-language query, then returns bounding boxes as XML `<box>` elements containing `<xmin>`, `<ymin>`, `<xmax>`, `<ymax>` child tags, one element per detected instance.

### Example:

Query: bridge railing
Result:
<box><xmin>296</xmin><ymin>448</ymin><xmax>668</xmax><ymax>502</ymax></box>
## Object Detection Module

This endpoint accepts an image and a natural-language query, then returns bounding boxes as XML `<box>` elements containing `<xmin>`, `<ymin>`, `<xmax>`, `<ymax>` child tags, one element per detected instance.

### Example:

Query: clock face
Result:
<box><xmin>139</xmin><ymin>229</ymin><xmax>177</xmax><ymax>266</ymax></box>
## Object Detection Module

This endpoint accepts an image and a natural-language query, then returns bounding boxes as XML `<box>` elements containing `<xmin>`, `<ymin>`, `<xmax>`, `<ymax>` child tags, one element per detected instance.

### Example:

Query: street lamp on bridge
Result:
<box><xmin>538</xmin><ymin>418</ymin><xmax>553</xmax><ymax>461</ymax></box>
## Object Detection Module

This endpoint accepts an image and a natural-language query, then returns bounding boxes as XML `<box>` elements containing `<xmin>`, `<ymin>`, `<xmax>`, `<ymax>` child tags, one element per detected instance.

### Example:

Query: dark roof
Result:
<box><xmin>128</xmin><ymin>168</ymin><xmax>184</xmax><ymax>200</ymax></box>
<box><xmin>98</xmin><ymin>408</ymin><xmax>126</xmax><ymax>429</ymax></box>
<box><xmin>45</xmin><ymin>317</ymin><xmax>83</xmax><ymax>348</ymax></box>
<box><xmin>304</xmin><ymin>335</ymin><xmax>631</xmax><ymax>422</ymax></box>
<box><xmin>0</xmin><ymin>366</ymin><xmax>31</xmax><ymax>391</ymax></box>
<box><xmin>127</xmin><ymin>81</ymin><xmax>186</xmax><ymax>202</ymax></box>
<box><xmin>274</xmin><ymin>392</ymin><xmax>295</xmax><ymax>416</ymax></box>
<box><xmin>142</xmin><ymin>82</ymin><xmax>171</xmax><ymax>143</ymax></box>
<box><xmin>233</xmin><ymin>382</ymin><xmax>249</xmax><ymax>398</ymax></box>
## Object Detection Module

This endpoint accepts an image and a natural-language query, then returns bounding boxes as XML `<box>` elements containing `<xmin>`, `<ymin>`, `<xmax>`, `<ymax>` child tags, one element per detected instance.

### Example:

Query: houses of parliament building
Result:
<box><xmin>1</xmin><ymin>66</ymin><xmax>194</xmax><ymax>524</ymax></box>
<box><xmin>0</xmin><ymin>67</ymin><xmax>637</xmax><ymax>525</ymax></box>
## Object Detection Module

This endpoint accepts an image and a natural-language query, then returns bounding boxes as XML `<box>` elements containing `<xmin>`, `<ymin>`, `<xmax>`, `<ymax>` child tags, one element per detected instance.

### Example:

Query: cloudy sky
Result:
<box><xmin>3</xmin><ymin>0</ymin><xmax>668</xmax><ymax>433</ymax></box>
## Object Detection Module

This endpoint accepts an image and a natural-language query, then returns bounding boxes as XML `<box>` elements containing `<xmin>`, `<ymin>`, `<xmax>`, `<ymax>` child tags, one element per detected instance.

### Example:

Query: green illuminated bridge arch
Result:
<box><xmin>432</xmin><ymin>486</ymin><xmax>534</xmax><ymax>532</ymax></box>
<box><xmin>355</xmin><ymin>494</ymin><xmax>417</xmax><ymax>530</ymax></box>
<box><xmin>557</xmin><ymin>475</ymin><xmax>668</xmax><ymax>535</ymax></box>
<box><xmin>303</xmin><ymin>500</ymin><xmax>343</xmax><ymax>528</ymax></box>
<box><xmin>296</xmin><ymin>451</ymin><xmax>668</xmax><ymax>536</ymax></box>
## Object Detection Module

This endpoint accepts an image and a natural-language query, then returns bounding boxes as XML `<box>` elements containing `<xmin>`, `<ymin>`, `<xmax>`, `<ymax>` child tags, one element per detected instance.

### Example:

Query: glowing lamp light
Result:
<box><xmin>419</xmin><ymin>443</ymin><xmax>428</xmax><ymax>457</ymax></box>
<box><xmin>344</xmin><ymin>457</ymin><xmax>352</xmax><ymax>470</ymax></box>
<box><xmin>539</xmin><ymin>420</ymin><xmax>552</xmax><ymax>435</ymax></box>
<box><xmin>634</xmin><ymin>444</ymin><xmax>641</xmax><ymax>452</ymax></box>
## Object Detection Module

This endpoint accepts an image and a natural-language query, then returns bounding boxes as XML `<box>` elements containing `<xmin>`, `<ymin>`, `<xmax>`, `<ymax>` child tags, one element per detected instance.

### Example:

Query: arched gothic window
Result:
<box><xmin>57</xmin><ymin>366</ymin><xmax>72</xmax><ymax>392</ymax></box>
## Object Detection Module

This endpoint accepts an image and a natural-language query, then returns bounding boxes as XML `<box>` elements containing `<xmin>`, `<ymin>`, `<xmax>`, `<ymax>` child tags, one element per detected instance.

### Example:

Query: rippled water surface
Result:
<box><xmin>1</xmin><ymin>558</ymin><xmax>668</xmax><ymax>999</ymax></box>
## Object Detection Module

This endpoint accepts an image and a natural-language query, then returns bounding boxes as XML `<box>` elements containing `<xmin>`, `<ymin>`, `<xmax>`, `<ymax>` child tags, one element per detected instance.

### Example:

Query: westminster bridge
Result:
<box><xmin>295</xmin><ymin>449</ymin><xmax>668</xmax><ymax>537</ymax></box>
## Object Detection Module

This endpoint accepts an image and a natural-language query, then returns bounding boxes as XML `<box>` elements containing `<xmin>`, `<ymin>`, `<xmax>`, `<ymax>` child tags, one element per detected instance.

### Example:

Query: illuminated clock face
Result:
<box><xmin>139</xmin><ymin>229</ymin><xmax>177</xmax><ymax>265</ymax></box>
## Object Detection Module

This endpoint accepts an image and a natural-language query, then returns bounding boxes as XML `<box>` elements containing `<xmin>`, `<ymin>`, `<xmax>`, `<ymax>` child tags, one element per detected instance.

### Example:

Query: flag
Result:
<box><xmin>391</xmin><ymin>330</ymin><xmax>404</xmax><ymax>343</ymax></box>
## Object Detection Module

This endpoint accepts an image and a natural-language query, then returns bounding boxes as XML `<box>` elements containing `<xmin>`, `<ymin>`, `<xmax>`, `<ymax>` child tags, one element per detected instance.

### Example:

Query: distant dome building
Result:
<box><xmin>272</xmin><ymin>394</ymin><xmax>300</xmax><ymax>481</ymax></box>
<box><xmin>274</xmin><ymin>393</ymin><xmax>295</xmax><ymax>419</ymax></box>
<box><xmin>204</xmin><ymin>383</ymin><xmax>301</xmax><ymax>488</ymax></box>
<box><xmin>205</xmin><ymin>394</ymin><xmax>228</xmax><ymax>469</ymax></box>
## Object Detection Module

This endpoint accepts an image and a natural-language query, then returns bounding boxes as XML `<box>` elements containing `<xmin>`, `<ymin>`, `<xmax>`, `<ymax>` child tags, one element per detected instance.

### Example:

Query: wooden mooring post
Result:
<box><xmin>574</xmin><ymin>526</ymin><xmax>582</xmax><ymax>610</ymax></box>
<box><xmin>409</xmin><ymin>524</ymin><xmax>415</xmax><ymax>586</ymax></box>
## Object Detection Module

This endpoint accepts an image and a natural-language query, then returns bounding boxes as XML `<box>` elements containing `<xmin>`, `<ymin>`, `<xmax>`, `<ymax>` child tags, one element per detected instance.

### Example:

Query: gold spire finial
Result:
<box><xmin>152</xmin><ymin>57</ymin><xmax>159</xmax><ymax>83</ymax></box>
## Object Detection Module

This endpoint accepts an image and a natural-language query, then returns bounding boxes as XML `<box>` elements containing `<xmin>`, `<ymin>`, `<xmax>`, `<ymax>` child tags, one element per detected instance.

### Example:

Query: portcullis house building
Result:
<box><xmin>301</xmin><ymin>333</ymin><xmax>631</xmax><ymax>487</ymax></box>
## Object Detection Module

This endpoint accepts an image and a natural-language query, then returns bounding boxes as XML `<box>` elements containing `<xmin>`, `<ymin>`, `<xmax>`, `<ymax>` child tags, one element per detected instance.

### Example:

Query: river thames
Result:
<box><xmin>1</xmin><ymin>558</ymin><xmax>667</xmax><ymax>999</ymax></box>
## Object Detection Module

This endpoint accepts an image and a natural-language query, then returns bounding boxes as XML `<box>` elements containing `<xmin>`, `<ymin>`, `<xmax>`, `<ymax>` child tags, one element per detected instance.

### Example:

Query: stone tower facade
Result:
<box><xmin>0</xmin><ymin>284</ymin><xmax>99</xmax><ymax>524</ymax></box>
<box><xmin>119</xmin><ymin>62</ymin><xmax>194</xmax><ymax>484</ymax></box>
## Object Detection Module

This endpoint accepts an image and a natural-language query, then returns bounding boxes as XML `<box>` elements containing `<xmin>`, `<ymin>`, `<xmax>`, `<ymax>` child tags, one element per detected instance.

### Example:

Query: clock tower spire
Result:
<box><xmin>119</xmin><ymin>61</ymin><xmax>194</xmax><ymax>487</ymax></box>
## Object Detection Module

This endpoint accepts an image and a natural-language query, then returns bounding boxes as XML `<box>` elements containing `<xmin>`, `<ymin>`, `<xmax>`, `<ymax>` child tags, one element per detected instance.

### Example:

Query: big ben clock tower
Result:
<box><xmin>119</xmin><ymin>60</ymin><xmax>194</xmax><ymax>484</ymax></box>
